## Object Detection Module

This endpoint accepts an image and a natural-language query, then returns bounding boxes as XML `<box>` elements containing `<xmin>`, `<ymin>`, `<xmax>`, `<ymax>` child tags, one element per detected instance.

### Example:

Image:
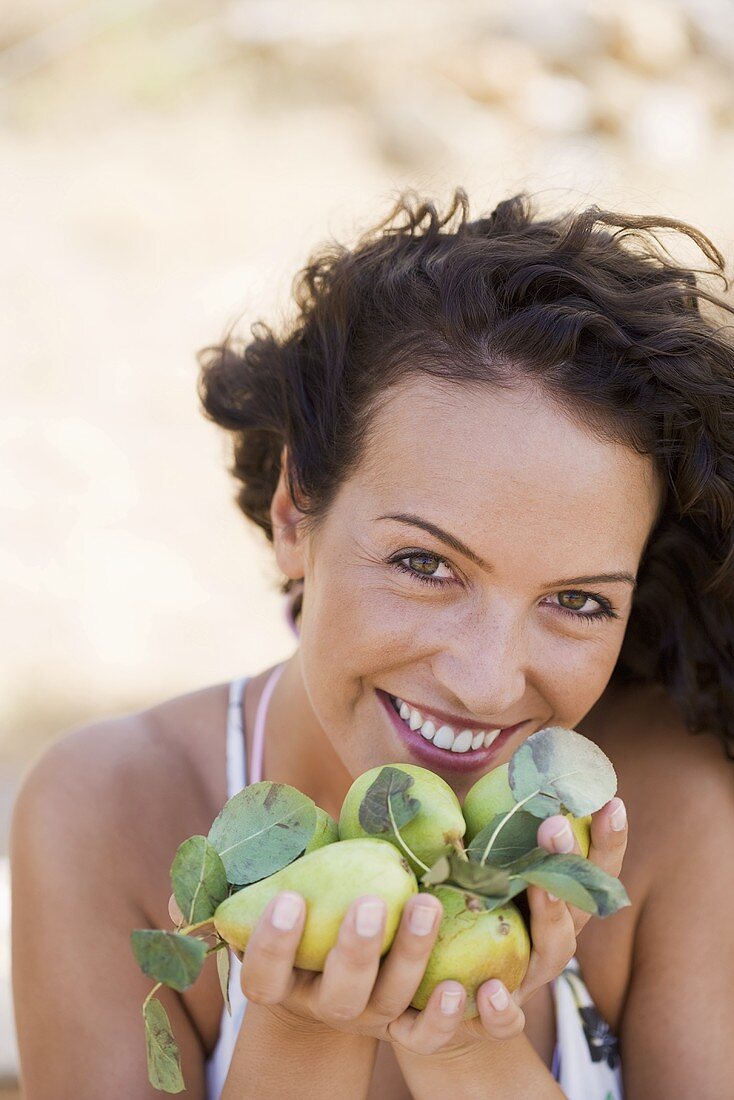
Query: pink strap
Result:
<box><xmin>249</xmin><ymin>662</ymin><xmax>286</xmax><ymax>784</ymax></box>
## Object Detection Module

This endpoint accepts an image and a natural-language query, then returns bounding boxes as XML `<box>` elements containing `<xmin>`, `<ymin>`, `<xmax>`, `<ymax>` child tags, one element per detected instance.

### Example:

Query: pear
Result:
<box><xmin>338</xmin><ymin>763</ymin><xmax>466</xmax><ymax>878</ymax></box>
<box><xmin>462</xmin><ymin>762</ymin><xmax>591</xmax><ymax>857</ymax></box>
<box><xmin>411</xmin><ymin>886</ymin><xmax>531</xmax><ymax>1017</ymax></box>
<box><xmin>213</xmin><ymin>838</ymin><xmax>418</xmax><ymax>969</ymax></box>
<box><xmin>304</xmin><ymin>806</ymin><xmax>339</xmax><ymax>854</ymax></box>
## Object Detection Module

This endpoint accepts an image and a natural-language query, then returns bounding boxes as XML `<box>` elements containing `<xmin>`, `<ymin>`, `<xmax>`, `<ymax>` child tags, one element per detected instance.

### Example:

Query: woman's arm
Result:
<box><xmin>221</xmin><ymin>1000</ymin><xmax>377</xmax><ymax>1100</ymax></box>
<box><xmin>10</xmin><ymin>721</ymin><xmax>213</xmax><ymax>1098</ymax></box>
<box><xmin>614</xmin><ymin>739</ymin><xmax>734</xmax><ymax>1100</ymax></box>
<box><xmin>392</xmin><ymin>1032</ymin><xmax>565</xmax><ymax>1099</ymax></box>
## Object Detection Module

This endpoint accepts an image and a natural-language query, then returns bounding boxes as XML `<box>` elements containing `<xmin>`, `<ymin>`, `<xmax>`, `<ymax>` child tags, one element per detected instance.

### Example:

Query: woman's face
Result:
<box><xmin>281</xmin><ymin>376</ymin><xmax>661</xmax><ymax>799</ymax></box>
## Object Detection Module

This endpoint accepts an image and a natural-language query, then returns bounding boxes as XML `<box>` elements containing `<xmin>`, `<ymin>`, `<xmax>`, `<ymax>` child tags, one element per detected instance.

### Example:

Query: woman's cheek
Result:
<box><xmin>544</xmin><ymin>634</ymin><xmax>624</xmax><ymax>727</ymax></box>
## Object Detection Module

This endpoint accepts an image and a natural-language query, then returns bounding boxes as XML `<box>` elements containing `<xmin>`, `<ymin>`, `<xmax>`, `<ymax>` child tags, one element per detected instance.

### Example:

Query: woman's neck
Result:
<box><xmin>251</xmin><ymin>652</ymin><xmax>354</xmax><ymax>822</ymax></box>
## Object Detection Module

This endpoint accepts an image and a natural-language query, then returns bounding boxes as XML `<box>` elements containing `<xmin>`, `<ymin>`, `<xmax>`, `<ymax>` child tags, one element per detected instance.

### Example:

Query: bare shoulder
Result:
<box><xmin>583</xmin><ymin>680</ymin><xmax>733</xmax><ymax>876</ymax></box>
<box><xmin>10</xmin><ymin>681</ymin><xmax>237</xmax><ymax>1095</ymax></box>
<box><xmin>12</xmin><ymin>679</ymin><xmax>232</xmax><ymax>920</ymax></box>
<box><xmin>593</xmin><ymin>687</ymin><xmax>734</xmax><ymax>1097</ymax></box>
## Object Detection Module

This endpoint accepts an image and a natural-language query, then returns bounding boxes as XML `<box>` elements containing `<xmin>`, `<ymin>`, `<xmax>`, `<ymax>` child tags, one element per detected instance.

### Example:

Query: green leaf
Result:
<box><xmin>509</xmin><ymin>727</ymin><xmax>617</xmax><ymax>818</ymax></box>
<box><xmin>171</xmin><ymin>835</ymin><xmax>229</xmax><ymax>924</ymax></box>
<box><xmin>442</xmin><ymin>850</ymin><xmax>512</xmax><ymax>897</ymax></box>
<box><xmin>358</xmin><ymin>767</ymin><xmax>421</xmax><ymax>836</ymax></box>
<box><xmin>216</xmin><ymin>944</ymin><xmax>232</xmax><ymax>1016</ymax></box>
<box><xmin>506</xmin><ymin>848</ymin><xmax>631</xmax><ymax>916</ymax></box>
<box><xmin>207</xmin><ymin>782</ymin><xmax>317</xmax><ymax>886</ymax></box>
<box><xmin>143</xmin><ymin>996</ymin><xmax>185</xmax><ymax>1093</ymax></box>
<box><xmin>131</xmin><ymin>930</ymin><xmax>207</xmax><ymax>992</ymax></box>
<box><xmin>466</xmin><ymin>811</ymin><xmax>541</xmax><ymax>866</ymax></box>
<box><xmin>421</xmin><ymin>852</ymin><xmax>514</xmax><ymax>909</ymax></box>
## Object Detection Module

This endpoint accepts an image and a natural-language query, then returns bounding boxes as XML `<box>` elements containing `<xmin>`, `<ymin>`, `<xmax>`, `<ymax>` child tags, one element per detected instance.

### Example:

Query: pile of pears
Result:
<box><xmin>132</xmin><ymin>726</ymin><xmax>628</xmax><ymax>1093</ymax></box>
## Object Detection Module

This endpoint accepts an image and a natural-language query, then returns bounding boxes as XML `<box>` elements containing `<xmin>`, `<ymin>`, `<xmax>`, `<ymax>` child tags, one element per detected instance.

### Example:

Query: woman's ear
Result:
<box><xmin>270</xmin><ymin>447</ymin><xmax>306</xmax><ymax>581</ymax></box>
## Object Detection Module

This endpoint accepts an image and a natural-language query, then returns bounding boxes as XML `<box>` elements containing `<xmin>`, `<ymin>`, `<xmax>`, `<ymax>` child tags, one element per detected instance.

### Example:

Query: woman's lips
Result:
<box><xmin>375</xmin><ymin>689</ymin><xmax>525</xmax><ymax>774</ymax></box>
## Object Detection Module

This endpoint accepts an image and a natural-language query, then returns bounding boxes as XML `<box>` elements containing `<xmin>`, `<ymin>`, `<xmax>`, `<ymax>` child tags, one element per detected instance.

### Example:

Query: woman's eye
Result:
<box><xmin>549</xmin><ymin>590</ymin><xmax>617</xmax><ymax>621</ymax></box>
<box><xmin>392</xmin><ymin>552</ymin><xmax>455</xmax><ymax>585</ymax></box>
<box><xmin>557</xmin><ymin>590</ymin><xmax>593</xmax><ymax>612</ymax></box>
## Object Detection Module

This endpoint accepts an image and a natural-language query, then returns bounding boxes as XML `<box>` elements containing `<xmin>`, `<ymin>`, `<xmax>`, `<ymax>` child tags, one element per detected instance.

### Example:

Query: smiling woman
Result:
<box><xmin>11</xmin><ymin>189</ymin><xmax>734</xmax><ymax>1100</ymax></box>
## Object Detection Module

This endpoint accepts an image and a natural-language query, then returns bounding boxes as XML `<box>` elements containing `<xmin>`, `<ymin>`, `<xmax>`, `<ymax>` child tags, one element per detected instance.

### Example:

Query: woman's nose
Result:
<box><xmin>433</xmin><ymin>608</ymin><xmax>529</xmax><ymax>723</ymax></box>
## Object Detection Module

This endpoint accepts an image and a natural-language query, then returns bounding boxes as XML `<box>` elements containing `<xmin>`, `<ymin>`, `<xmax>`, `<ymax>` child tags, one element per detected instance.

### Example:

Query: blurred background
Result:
<box><xmin>3</xmin><ymin>0</ymin><xmax>734</xmax><ymax>1092</ymax></box>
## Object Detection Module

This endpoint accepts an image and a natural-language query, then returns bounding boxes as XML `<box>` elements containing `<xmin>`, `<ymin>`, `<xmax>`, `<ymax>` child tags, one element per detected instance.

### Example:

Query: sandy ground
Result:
<box><xmin>3</xmin><ymin>0</ymin><xmax>734</xmax><ymax>1086</ymax></box>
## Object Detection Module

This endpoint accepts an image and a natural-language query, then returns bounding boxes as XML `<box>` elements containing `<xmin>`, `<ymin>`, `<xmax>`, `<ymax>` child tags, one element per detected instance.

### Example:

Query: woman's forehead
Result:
<box><xmin>347</xmin><ymin>376</ymin><xmax>661</xmax><ymax>564</ymax></box>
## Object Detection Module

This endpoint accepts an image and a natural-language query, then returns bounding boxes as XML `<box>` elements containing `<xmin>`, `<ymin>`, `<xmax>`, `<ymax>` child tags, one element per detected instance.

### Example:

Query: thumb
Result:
<box><xmin>168</xmin><ymin>893</ymin><xmax>184</xmax><ymax>926</ymax></box>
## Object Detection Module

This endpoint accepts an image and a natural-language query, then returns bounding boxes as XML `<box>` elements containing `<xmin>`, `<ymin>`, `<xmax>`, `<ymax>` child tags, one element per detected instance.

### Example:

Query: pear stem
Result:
<box><xmin>387</xmin><ymin>798</ymin><xmax>431</xmax><ymax>873</ymax></box>
<box><xmin>205</xmin><ymin>940</ymin><xmax>229</xmax><ymax>958</ymax></box>
<box><xmin>451</xmin><ymin>837</ymin><xmax>469</xmax><ymax>861</ymax></box>
<box><xmin>478</xmin><ymin>788</ymin><xmax>541</xmax><ymax>864</ymax></box>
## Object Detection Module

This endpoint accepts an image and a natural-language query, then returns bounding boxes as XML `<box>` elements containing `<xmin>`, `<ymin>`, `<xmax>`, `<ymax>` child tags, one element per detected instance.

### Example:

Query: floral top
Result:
<box><xmin>551</xmin><ymin>955</ymin><xmax>623</xmax><ymax>1098</ymax></box>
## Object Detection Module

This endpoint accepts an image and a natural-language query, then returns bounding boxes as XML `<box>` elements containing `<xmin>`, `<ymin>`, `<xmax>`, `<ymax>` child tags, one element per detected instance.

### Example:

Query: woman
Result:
<box><xmin>10</xmin><ymin>190</ymin><xmax>734</xmax><ymax>1099</ymax></box>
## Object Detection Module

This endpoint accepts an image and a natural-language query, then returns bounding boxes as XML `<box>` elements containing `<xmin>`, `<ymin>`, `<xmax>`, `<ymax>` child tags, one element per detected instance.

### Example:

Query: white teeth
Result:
<box><xmin>433</xmin><ymin>725</ymin><xmax>455</xmax><ymax>750</ymax></box>
<box><xmin>409</xmin><ymin>708</ymin><xmax>423</xmax><ymax>731</ymax></box>
<box><xmin>390</xmin><ymin>695</ymin><xmax>498</xmax><ymax>753</ymax></box>
<box><xmin>451</xmin><ymin>729</ymin><xmax>473</xmax><ymax>753</ymax></box>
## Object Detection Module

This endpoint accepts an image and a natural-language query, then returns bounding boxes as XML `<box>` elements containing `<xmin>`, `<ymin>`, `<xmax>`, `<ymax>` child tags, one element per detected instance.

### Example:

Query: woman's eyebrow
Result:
<box><xmin>376</xmin><ymin>512</ymin><xmax>637</xmax><ymax>590</ymax></box>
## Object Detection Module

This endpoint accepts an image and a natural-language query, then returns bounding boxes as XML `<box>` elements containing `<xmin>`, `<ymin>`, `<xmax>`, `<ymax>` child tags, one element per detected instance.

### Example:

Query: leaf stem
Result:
<box><xmin>142</xmin><ymin>982</ymin><xmax>163</xmax><ymax>1013</ymax></box>
<box><xmin>387</xmin><ymin>798</ymin><xmax>430</xmax><ymax>873</ymax></box>
<box><xmin>479</xmin><ymin>789</ymin><xmax>542</xmax><ymax>865</ymax></box>
<box><xmin>179</xmin><ymin>918</ymin><xmax>215</xmax><ymax>936</ymax></box>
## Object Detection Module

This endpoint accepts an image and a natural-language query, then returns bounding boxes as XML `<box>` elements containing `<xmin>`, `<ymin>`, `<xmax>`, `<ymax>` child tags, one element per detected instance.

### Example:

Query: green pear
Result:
<box><xmin>338</xmin><ymin>763</ymin><xmax>466</xmax><ymax>878</ymax></box>
<box><xmin>213</xmin><ymin>838</ymin><xmax>417</xmax><ymax>969</ymax></box>
<box><xmin>462</xmin><ymin>762</ymin><xmax>591</xmax><ymax>857</ymax></box>
<box><xmin>304</xmin><ymin>806</ymin><xmax>339</xmax><ymax>854</ymax></box>
<box><xmin>411</xmin><ymin>886</ymin><xmax>531</xmax><ymax>1017</ymax></box>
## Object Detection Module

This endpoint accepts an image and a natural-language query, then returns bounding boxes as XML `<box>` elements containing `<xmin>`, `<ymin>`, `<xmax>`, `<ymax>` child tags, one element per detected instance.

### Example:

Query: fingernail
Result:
<box><xmin>546</xmin><ymin>892</ymin><xmax>559</xmax><ymax>903</ymax></box>
<box><xmin>489</xmin><ymin>982</ymin><xmax>510</xmax><ymax>1011</ymax></box>
<box><xmin>271</xmin><ymin>892</ymin><xmax>302</xmax><ymax>931</ymax></box>
<box><xmin>356</xmin><ymin>899</ymin><xmax>385</xmax><ymax>937</ymax></box>
<box><xmin>409</xmin><ymin>902</ymin><xmax>438</xmax><ymax>936</ymax></box>
<box><xmin>610</xmin><ymin>799</ymin><xmax>627</xmax><ymax>831</ymax></box>
<box><xmin>440</xmin><ymin>990</ymin><xmax>462</xmax><ymax>1015</ymax></box>
<box><xmin>550</xmin><ymin>821</ymin><xmax>574</xmax><ymax>853</ymax></box>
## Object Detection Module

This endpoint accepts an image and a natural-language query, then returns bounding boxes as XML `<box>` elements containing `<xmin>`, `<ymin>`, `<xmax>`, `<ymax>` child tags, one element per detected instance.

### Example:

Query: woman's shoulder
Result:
<box><xmin>586</xmin><ymin>679</ymin><xmax>728</xmax><ymax>791</ymax></box>
<box><xmin>583</xmin><ymin>678</ymin><xmax>731</xmax><ymax>883</ymax></box>
<box><xmin>41</xmin><ymin>678</ymin><xmax>230</xmax><ymax>797</ymax></box>
<box><xmin>10</xmin><ymin>680</ymin><xmax>240</xmax><ymax>1067</ymax></box>
<box><xmin>13</xmin><ymin>679</ymin><xmax>236</xmax><ymax>916</ymax></box>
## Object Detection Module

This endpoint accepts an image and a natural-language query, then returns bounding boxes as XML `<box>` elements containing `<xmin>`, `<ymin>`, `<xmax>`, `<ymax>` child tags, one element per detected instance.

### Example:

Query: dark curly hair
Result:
<box><xmin>198</xmin><ymin>188</ymin><xmax>734</xmax><ymax>761</ymax></box>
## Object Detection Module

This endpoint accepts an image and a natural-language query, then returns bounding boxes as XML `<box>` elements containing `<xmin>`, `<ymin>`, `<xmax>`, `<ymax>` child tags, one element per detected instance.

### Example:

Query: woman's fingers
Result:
<box><xmin>588</xmin><ymin>797</ymin><xmax>628</xmax><ymax>880</ymax></box>
<box><xmin>475</xmin><ymin>979</ymin><xmax>527</xmax><ymax>1040</ymax></box>
<box><xmin>514</xmin><ymin>883</ymin><xmax>577</xmax><ymax>1003</ymax></box>
<box><xmin>239</xmin><ymin>892</ymin><xmax>307</xmax><ymax>1005</ymax></box>
<box><xmin>536</xmin><ymin>802</ymin><xmax>628</xmax><ymax>936</ymax></box>
<box><xmin>368</xmin><ymin>893</ymin><xmax>443</xmax><ymax>1019</ymax></box>
<box><xmin>387</xmin><ymin>981</ymin><xmax>467</xmax><ymax>1055</ymax></box>
<box><xmin>314</xmin><ymin>896</ymin><xmax>388</xmax><ymax>1024</ymax></box>
<box><xmin>168</xmin><ymin>892</ymin><xmax>184</xmax><ymax>926</ymax></box>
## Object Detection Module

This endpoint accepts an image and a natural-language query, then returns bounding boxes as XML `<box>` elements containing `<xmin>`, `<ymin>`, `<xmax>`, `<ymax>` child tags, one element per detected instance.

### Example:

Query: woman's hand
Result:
<box><xmin>449</xmin><ymin>795</ymin><xmax>628</xmax><ymax>1051</ymax></box>
<box><xmin>237</xmin><ymin>890</ymin><xmax>485</xmax><ymax>1055</ymax></box>
<box><xmin>169</xmin><ymin>885</ymin><xmax>475</xmax><ymax>1053</ymax></box>
<box><xmin>167</xmin><ymin>796</ymin><xmax>627</xmax><ymax>1056</ymax></box>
